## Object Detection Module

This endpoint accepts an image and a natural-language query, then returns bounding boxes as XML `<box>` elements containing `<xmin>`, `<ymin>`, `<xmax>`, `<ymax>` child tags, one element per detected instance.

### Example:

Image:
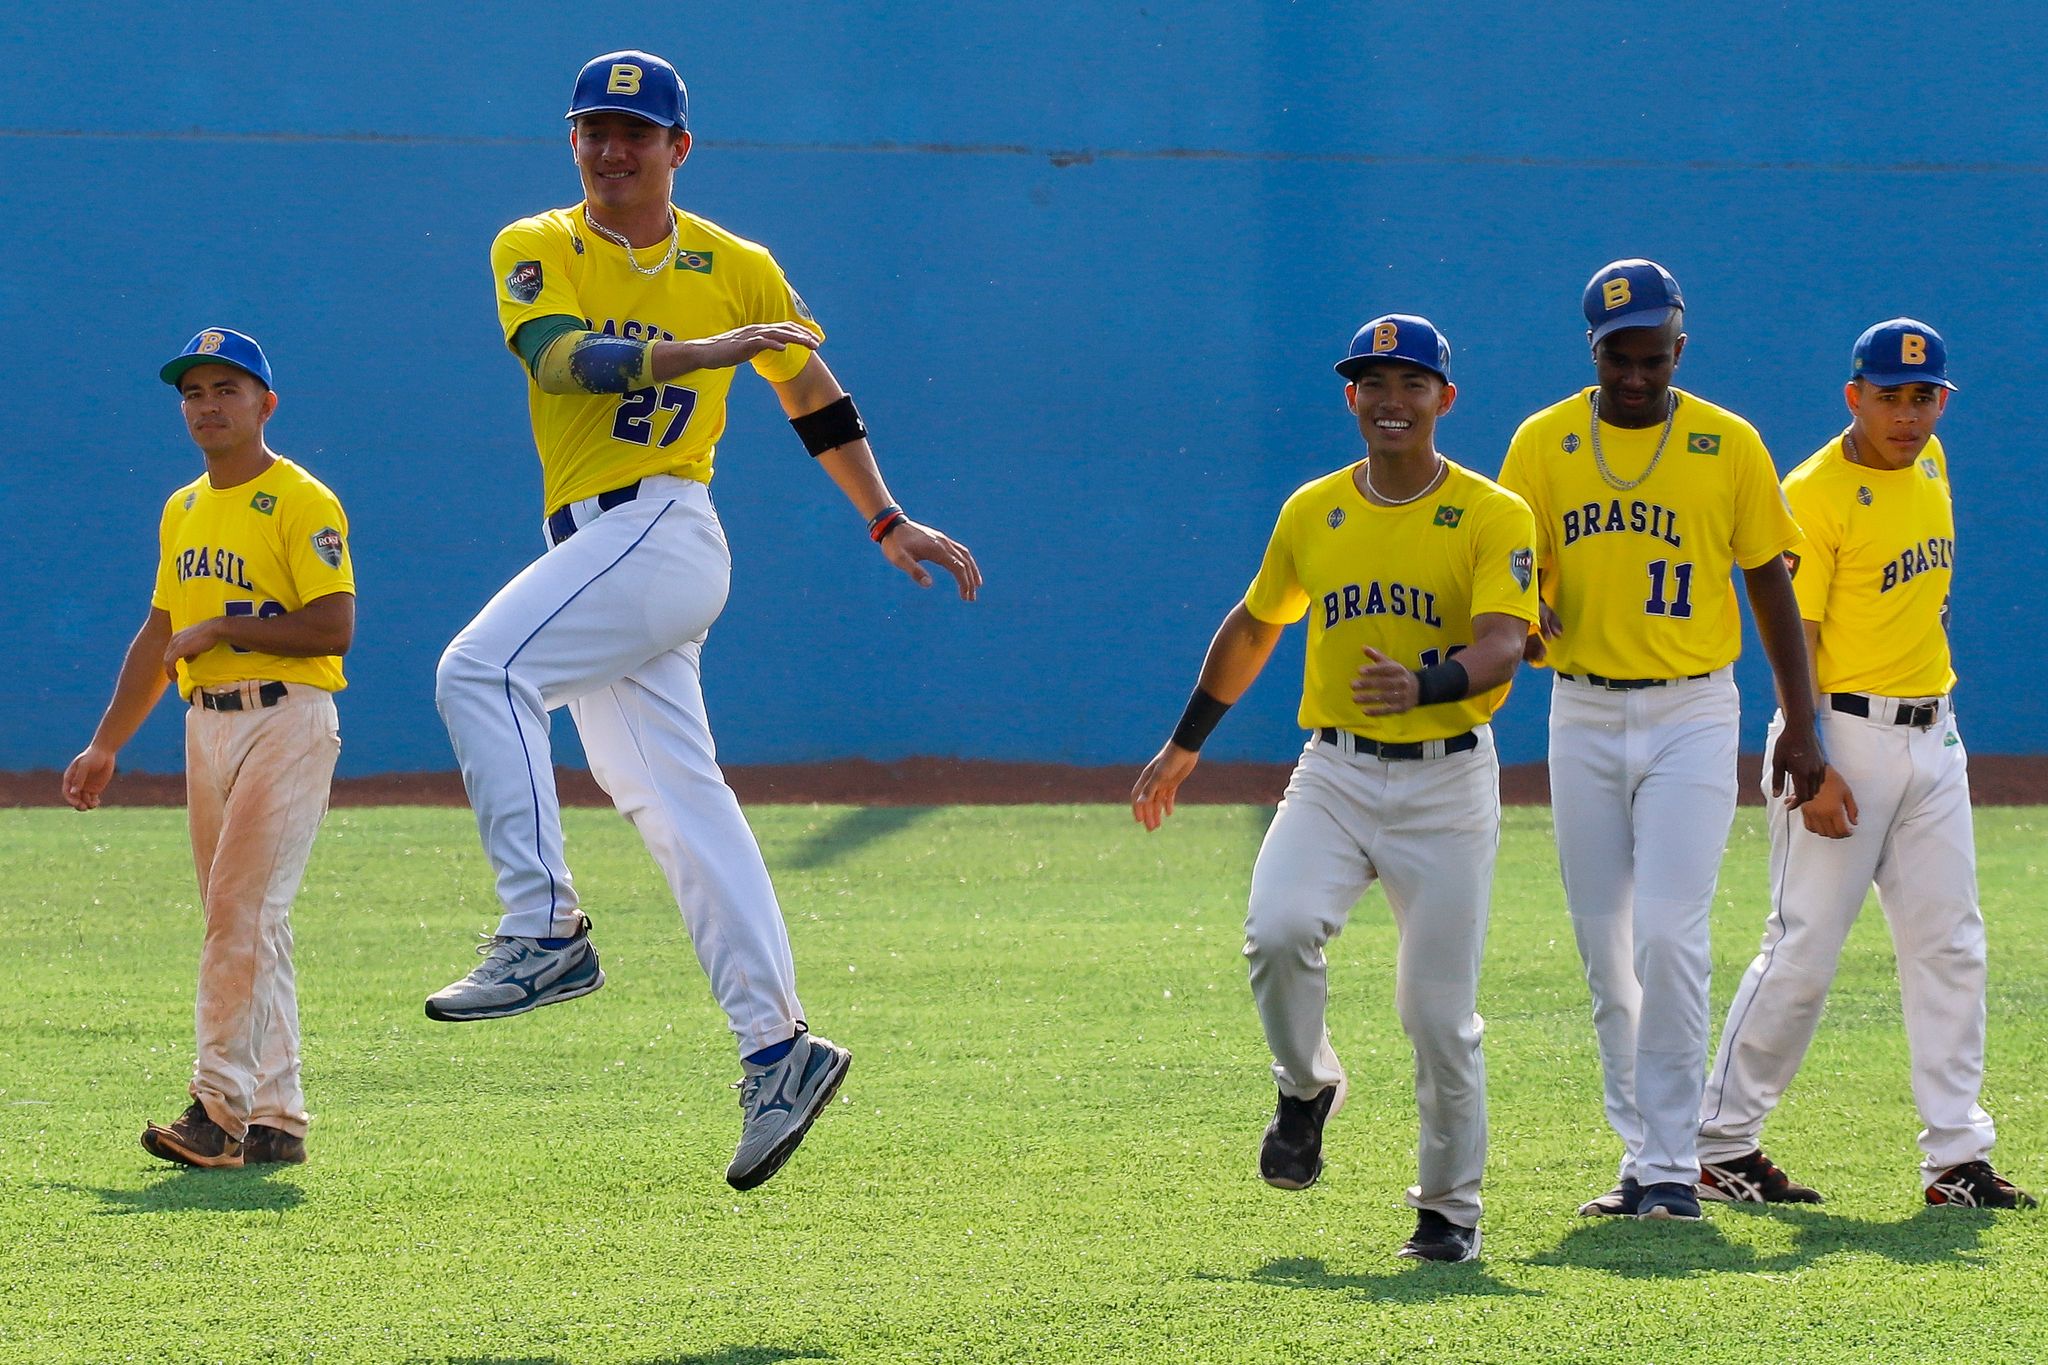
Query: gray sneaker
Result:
<box><xmin>424</xmin><ymin>916</ymin><xmax>604</xmax><ymax>1022</ymax></box>
<box><xmin>725</xmin><ymin>1031</ymin><xmax>852</xmax><ymax>1191</ymax></box>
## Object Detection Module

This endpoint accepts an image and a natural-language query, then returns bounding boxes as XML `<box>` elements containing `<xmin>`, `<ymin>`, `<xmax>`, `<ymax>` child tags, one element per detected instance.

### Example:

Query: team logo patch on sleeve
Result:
<box><xmin>1511</xmin><ymin>548</ymin><xmax>1534</xmax><ymax>591</ymax></box>
<box><xmin>1433</xmin><ymin>504</ymin><xmax>1465</xmax><ymax>528</ymax></box>
<box><xmin>790</xmin><ymin>288</ymin><xmax>815</xmax><ymax>322</ymax></box>
<box><xmin>1687</xmin><ymin>432</ymin><xmax>1721</xmax><ymax>455</ymax></box>
<box><xmin>1561</xmin><ymin>433</ymin><xmax>1581</xmax><ymax>453</ymax></box>
<box><xmin>506</xmin><ymin>260</ymin><xmax>544</xmax><ymax>304</ymax></box>
<box><xmin>312</xmin><ymin>527</ymin><xmax>344</xmax><ymax>569</ymax></box>
<box><xmin>1326</xmin><ymin>508</ymin><xmax>1346</xmax><ymax>529</ymax></box>
<box><xmin>250</xmin><ymin>491</ymin><xmax>278</xmax><ymax>515</ymax></box>
<box><xmin>674</xmin><ymin>250</ymin><xmax>714</xmax><ymax>274</ymax></box>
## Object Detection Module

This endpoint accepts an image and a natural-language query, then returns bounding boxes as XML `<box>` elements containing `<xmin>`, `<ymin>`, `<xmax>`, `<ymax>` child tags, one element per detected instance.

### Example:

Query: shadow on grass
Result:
<box><xmin>778</xmin><ymin>807</ymin><xmax>933</xmax><ymax>870</ymax></box>
<box><xmin>1529</xmin><ymin>1204</ymin><xmax>1995</xmax><ymax>1278</ymax></box>
<box><xmin>430</xmin><ymin>1351</ymin><xmax>830</xmax><ymax>1365</ymax></box>
<box><xmin>1197</xmin><ymin>1255</ymin><xmax>1540</xmax><ymax>1302</ymax></box>
<box><xmin>41</xmin><ymin>1164</ymin><xmax>305</xmax><ymax>1215</ymax></box>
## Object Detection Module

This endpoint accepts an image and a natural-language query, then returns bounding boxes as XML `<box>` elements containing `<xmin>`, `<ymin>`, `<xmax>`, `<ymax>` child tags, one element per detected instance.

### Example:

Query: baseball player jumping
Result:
<box><xmin>64</xmin><ymin>329</ymin><xmax>354</xmax><ymax>1168</ymax></box>
<box><xmin>1133</xmin><ymin>316</ymin><xmax>1537</xmax><ymax>1263</ymax></box>
<box><xmin>1697</xmin><ymin>320</ymin><xmax>2035</xmax><ymax>1210</ymax></box>
<box><xmin>427</xmin><ymin>51</ymin><xmax>981</xmax><ymax>1191</ymax></box>
<box><xmin>1498</xmin><ymin>261</ymin><xmax>1824</xmax><ymax>1223</ymax></box>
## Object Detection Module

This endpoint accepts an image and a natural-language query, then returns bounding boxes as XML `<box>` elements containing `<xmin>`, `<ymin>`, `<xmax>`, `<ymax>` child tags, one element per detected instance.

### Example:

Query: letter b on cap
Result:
<box><xmin>1901</xmin><ymin>333</ymin><xmax>1927</xmax><ymax>364</ymax></box>
<box><xmin>608</xmin><ymin>64</ymin><xmax>643</xmax><ymax>94</ymax></box>
<box><xmin>1372</xmin><ymin>322</ymin><xmax>1400</xmax><ymax>354</ymax></box>
<box><xmin>1601</xmin><ymin>278</ymin><xmax>1632</xmax><ymax>311</ymax></box>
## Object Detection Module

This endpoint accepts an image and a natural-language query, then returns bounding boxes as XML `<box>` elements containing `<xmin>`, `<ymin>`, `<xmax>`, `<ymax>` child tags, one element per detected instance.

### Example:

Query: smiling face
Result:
<box><xmin>572</xmin><ymin>112</ymin><xmax>690</xmax><ymax>219</ymax></box>
<box><xmin>1592</xmin><ymin>317</ymin><xmax>1686</xmax><ymax>427</ymax></box>
<box><xmin>1846</xmin><ymin>378</ymin><xmax>1948</xmax><ymax>467</ymax></box>
<box><xmin>1347</xmin><ymin>361</ymin><xmax>1455</xmax><ymax>459</ymax></box>
<box><xmin>178</xmin><ymin>363</ymin><xmax>275</xmax><ymax>456</ymax></box>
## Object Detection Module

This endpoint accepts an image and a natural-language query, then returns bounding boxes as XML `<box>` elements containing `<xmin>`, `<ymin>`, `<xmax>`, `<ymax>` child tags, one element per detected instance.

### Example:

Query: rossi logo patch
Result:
<box><xmin>675</xmin><ymin>250</ymin><xmax>714</xmax><ymax>274</ymax></box>
<box><xmin>1511</xmin><ymin>547</ymin><xmax>1534</xmax><ymax>591</ymax></box>
<box><xmin>1433</xmin><ymin>504</ymin><xmax>1465</xmax><ymax>528</ymax></box>
<box><xmin>312</xmin><ymin>527</ymin><xmax>344</xmax><ymax>569</ymax></box>
<box><xmin>790</xmin><ymin>288</ymin><xmax>815</xmax><ymax>322</ymax></box>
<box><xmin>1327</xmin><ymin>507</ymin><xmax>1346</xmax><ymax>529</ymax></box>
<box><xmin>505</xmin><ymin>260</ymin><xmax>543</xmax><ymax>304</ymax></box>
<box><xmin>250</xmin><ymin>492</ymin><xmax>278</xmax><ymax>515</ymax></box>
<box><xmin>1688</xmin><ymin>432</ymin><xmax>1721</xmax><ymax>455</ymax></box>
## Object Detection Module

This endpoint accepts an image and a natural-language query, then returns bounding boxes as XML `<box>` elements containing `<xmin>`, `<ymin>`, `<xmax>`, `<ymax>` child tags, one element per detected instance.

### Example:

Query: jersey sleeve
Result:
<box><xmin>491</xmin><ymin>218</ymin><xmax>582</xmax><ymax>353</ymax></box>
<box><xmin>279</xmin><ymin>483</ymin><xmax>356</xmax><ymax>606</ymax></box>
<box><xmin>1780</xmin><ymin>470</ymin><xmax>1838</xmax><ymax>624</ymax></box>
<box><xmin>1496</xmin><ymin>427</ymin><xmax>1554</xmax><ymax>578</ymax></box>
<box><xmin>1243</xmin><ymin>500</ymin><xmax>1308</xmax><ymax>625</ymax></box>
<box><xmin>1469</xmin><ymin>490</ymin><xmax>1540</xmax><ymax>623</ymax></box>
<box><xmin>149</xmin><ymin>494</ymin><xmax>181</xmax><ymax>612</ymax></box>
<box><xmin>1728</xmin><ymin>427</ymin><xmax>1801</xmax><ymax>570</ymax></box>
<box><xmin>737</xmin><ymin>247</ymin><xmax>827</xmax><ymax>384</ymax></box>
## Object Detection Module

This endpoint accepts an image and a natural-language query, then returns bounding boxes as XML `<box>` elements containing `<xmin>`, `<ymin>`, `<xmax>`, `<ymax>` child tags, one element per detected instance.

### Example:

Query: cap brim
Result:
<box><xmin>160</xmin><ymin>355</ymin><xmax>268</xmax><ymax>389</ymax></box>
<box><xmin>1588</xmin><ymin>306</ymin><xmax>1682</xmax><ymax>345</ymax></box>
<box><xmin>564</xmin><ymin>104</ymin><xmax>679</xmax><ymax>126</ymax></box>
<box><xmin>1855</xmin><ymin>369</ymin><xmax>1958</xmax><ymax>392</ymax></box>
<box><xmin>1334</xmin><ymin>355</ymin><xmax>1448</xmax><ymax>382</ymax></box>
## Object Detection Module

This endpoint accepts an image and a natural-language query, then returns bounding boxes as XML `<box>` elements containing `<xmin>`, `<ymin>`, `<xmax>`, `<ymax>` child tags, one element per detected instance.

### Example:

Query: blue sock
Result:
<box><xmin>745</xmin><ymin>1036</ymin><xmax>797</xmax><ymax>1068</ymax></box>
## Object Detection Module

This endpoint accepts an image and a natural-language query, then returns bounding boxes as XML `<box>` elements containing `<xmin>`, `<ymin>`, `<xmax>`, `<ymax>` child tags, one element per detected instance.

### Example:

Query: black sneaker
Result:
<box><xmin>1925</xmin><ymin>1161</ymin><xmax>2038</xmax><ymax>1210</ymax></box>
<box><xmin>140</xmin><ymin>1100</ymin><xmax>243</xmax><ymax>1169</ymax></box>
<box><xmin>1576</xmin><ymin>1176</ymin><xmax>1642</xmax><ymax>1217</ymax></box>
<box><xmin>243</xmin><ymin>1124</ymin><xmax>308</xmax><ymax>1165</ymax></box>
<box><xmin>1698</xmin><ymin>1149</ymin><xmax>1823</xmax><ymax>1204</ymax></box>
<box><xmin>1637</xmin><ymin>1181</ymin><xmax>1704</xmax><ymax>1221</ymax></box>
<box><xmin>1259</xmin><ymin>1086</ymin><xmax>1338</xmax><ymax>1190</ymax></box>
<box><xmin>1397</xmin><ymin>1209</ymin><xmax>1481</xmax><ymax>1263</ymax></box>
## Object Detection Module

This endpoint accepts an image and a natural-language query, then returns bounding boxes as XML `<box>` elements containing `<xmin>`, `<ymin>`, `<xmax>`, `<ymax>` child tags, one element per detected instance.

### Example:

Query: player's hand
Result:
<box><xmin>1538</xmin><ymin>602</ymin><xmax>1564</xmax><ymax>640</ymax></box>
<box><xmin>1352</xmin><ymin>647</ymin><xmax>1419</xmax><ymax>716</ymax></box>
<box><xmin>1521</xmin><ymin>630</ymin><xmax>1547</xmax><ymax>666</ymax></box>
<box><xmin>1131</xmin><ymin>742</ymin><xmax>1199</xmax><ymax>832</ymax></box>
<box><xmin>163</xmin><ymin>618</ymin><xmax>225</xmax><ymax>677</ymax></box>
<box><xmin>61</xmin><ymin>745</ymin><xmax>116</xmax><ymax>811</ymax></box>
<box><xmin>881</xmin><ymin>521</ymin><xmax>982</xmax><ymax>601</ymax></box>
<box><xmin>1769</xmin><ymin>720</ymin><xmax>1827</xmax><ymax>810</ymax></box>
<box><xmin>679</xmin><ymin>324</ymin><xmax>821</xmax><ymax>372</ymax></box>
<box><xmin>1799</xmin><ymin>765</ymin><xmax>1859</xmax><ymax>839</ymax></box>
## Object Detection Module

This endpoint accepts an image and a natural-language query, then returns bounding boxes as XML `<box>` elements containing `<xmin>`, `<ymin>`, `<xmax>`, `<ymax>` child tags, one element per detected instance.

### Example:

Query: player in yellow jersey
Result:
<box><xmin>1697</xmin><ymin>320</ymin><xmax>2035</xmax><ymax>1210</ymax></box>
<box><xmin>63</xmin><ymin>328</ymin><xmax>354</xmax><ymax>1169</ymax></box>
<box><xmin>1132</xmin><ymin>315</ymin><xmax>1536</xmax><ymax>1263</ymax></box>
<box><xmin>426</xmin><ymin>51</ymin><xmax>980</xmax><ymax>1193</ymax></box>
<box><xmin>1497</xmin><ymin>261</ymin><xmax>1824</xmax><ymax>1222</ymax></box>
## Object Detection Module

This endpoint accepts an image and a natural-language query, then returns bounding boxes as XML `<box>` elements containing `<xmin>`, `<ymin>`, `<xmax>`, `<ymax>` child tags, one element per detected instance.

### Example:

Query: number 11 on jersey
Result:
<box><xmin>1645</xmin><ymin>559</ymin><xmax>1694</xmax><ymax>618</ymax></box>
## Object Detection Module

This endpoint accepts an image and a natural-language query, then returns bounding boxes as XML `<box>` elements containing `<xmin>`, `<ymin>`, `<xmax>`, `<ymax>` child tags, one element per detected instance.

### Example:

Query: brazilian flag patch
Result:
<box><xmin>250</xmin><ymin>492</ymin><xmax>278</xmax><ymax>515</ymax></box>
<box><xmin>675</xmin><ymin>250</ymin><xmax>714</xmax><ymax>274</ymax></box>
<box><xmin>1433</xmin><ymin>505</ymin><xmax>1465</xmax><ymax>528</ymax></box>
<box><xmin>1687</xmin><ymin>432</ymin><xmax>1721</xmax><ymax>455</ymax></box>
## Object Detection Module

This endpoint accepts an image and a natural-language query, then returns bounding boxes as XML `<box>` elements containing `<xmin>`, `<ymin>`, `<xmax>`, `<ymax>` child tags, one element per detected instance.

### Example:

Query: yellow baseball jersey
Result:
<box><xmin>493</xmin><ymin>204</ymin><xmax>825</xmax><ymax>515</ymax></box>
<box><xmin>151</xmin><ymin>458</ymin><xmax>354</xmax><ymax>700</ymax></box>
<box><xmin>1498</xmin><ymin>387</ymin><xmax>1798</xmax><ymax>679</ymax></box>
<box><xmin>1782</xmin><ymin>435</ymin><xmax>1955</xmax><ymax>696</ymax></box>
<box><xmin>1244</xmin><ymin>460</ymin><xmax>1538</xmax><ymax>742</ymax></box>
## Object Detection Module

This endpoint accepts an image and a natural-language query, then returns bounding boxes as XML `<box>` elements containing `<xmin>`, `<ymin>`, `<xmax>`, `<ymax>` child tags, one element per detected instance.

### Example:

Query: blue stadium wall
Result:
<box><xmin>5</xmin><ymin>4</ymin><xmax>2044</xmax><ymax>775</ymax></box>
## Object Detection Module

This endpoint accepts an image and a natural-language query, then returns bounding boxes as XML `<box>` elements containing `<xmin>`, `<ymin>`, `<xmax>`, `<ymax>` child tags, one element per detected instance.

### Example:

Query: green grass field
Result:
<box><xmin>5</xmin><ymin>803</ymin><xmax>2044</xmax><ymax>1364</ymax></box>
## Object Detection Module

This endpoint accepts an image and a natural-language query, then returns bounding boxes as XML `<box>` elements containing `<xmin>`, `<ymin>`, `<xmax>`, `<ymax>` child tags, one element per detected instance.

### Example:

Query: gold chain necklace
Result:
<box><xmin>1588</xmin><ymin>390</ymin><xmax>1677</xmax><ymax>492</ymax></box>
<box><xmin>584</xmin><ymin>210</ymin><xmax>677</xmax><ymax>277</ymax></box>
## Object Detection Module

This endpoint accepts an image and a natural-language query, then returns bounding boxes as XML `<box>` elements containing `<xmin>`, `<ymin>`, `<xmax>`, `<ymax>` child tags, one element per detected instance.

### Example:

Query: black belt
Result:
<box><xmin>1830</xmin><ymin>692</ymin><xmax>1942</xmax><ymax>728</ymax></box>
<box><xmin>1316</xmin><ymin>727</ymin><xmax>1478</xmax><ymax>761</ymax></box>
<box><xmin>1557</xmin><ymin>671</ymin><xmax>1714</xmax><ymax>691</ymax></box>
<box><xmin>196</xmin><ymin>681</ymin><xmax>288</xmax><ymax>712</ymax></box>
<box><xmin>546</xmin><ymin>481</ymin><xmax>642</xmax><ymax>546</ymax></box>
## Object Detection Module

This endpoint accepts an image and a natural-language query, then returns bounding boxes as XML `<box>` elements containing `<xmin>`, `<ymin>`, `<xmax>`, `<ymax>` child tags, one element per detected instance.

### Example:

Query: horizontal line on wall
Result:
<box><xmin>4</xmin><ymin>126</ymin><xmax>2042</xmax><ymax>175</ymax></box>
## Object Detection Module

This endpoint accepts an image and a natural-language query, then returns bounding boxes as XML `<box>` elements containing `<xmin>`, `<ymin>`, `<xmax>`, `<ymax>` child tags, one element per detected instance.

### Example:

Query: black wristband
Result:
<box><xmin>790</xmin><ymin>394</ymin><xmax>868</xmax><ymax>457</ymax></box>
<box><xmin>1171</xmin><ymin>687</ymin><xmax>1231</xmax><ymax>752</ymax></box>
<box><xmin>1412</xmin><ymin>659</ymin><xmax>1470</xmax><ymax>707</ymax></box>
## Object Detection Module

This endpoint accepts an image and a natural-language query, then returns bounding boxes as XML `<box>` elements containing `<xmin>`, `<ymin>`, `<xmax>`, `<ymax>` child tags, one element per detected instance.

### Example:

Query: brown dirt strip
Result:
<box><xmin>7</xmin><ymin>754</ymin><xmax>2047</xmax><ymax>808</ymax></box>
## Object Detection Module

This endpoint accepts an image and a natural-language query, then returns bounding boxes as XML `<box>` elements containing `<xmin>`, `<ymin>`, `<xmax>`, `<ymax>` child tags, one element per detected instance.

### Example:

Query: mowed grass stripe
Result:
<box><xmin>3</xmin><ymin>805</ymin><xmax>2043</xmax><ymax>1364</ymax></box>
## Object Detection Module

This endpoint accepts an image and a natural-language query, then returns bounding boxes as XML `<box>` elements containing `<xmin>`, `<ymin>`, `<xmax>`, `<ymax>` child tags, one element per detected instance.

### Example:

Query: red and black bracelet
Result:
<box><xmin>867</xmin><ymin>504</ymin><xmax>908</xmax><ymax>542</ymax></box>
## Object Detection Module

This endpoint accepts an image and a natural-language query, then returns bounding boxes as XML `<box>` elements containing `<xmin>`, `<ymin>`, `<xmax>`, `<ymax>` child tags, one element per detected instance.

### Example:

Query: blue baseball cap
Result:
<box><xmin>1583</xmin><ymin>259</ymin><xmax>1685</xmax><ymax>344</ymax></box>
<box><xmin>567</xmin><ymin>50</ymin><xmax>688</xmax><ymax>130</ymax></box>
<box><xmin>1852</xmin><ymin>317</ymin><xmax>1957</xmax><ymax>391</ymax></box>
<box><xmin>160</xmin><ymin>328</ymin><xmax>273</xmax><ymax>390</ymax></box>
<box><xmin>1334</xmin><ymin>314</ymin><xmax>1452</xmax><ymax>383</ymax></box>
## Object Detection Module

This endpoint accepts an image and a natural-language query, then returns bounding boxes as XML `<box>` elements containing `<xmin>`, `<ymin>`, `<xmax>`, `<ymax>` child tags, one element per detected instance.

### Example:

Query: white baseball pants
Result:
<box><xmin>1550</xmin><ymin>668</ymin><xmax>1739</xmax><ymax>1189</ymax></box>
<box><xmin>1244</xmin><ymin>728</ymin><xmax>1498</xmax><ymax>1227</ymax></box>
<box><xmin>185</xmin><ymin>683</ymin><xmax>339</xmax><ymax>1139</ymax></box>
<box><xmin>435</xmin><ymin>476</ymin><xmax>803</xmax><ymax>1057</ymax></box>
<box><xmin>1700</xmin><ymin>703</ymin><xmax>1993</xmax><ymax>1184</ymax></box>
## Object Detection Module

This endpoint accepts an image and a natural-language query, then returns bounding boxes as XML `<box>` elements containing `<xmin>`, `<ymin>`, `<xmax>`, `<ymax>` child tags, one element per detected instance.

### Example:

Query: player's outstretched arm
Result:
<box><xmin>1131</xmin><ymin>604</ymin><xmax>1284</xmax><ymax>831</ymax></box>
<box><xmin>1352</xmin><ymin>611</ymin><xmax>1528</xmax><ymax>716</ymax></box>
<box><xmin>1743</xmin><ymin>557</ymin><xmax>1825</xmax><ymax>809</ymax></box>
<box><xmin>63</xmin><ymin>608</ymin><xmax>174</xmax><ymax>811</ymax></box>
<box><xmin>770</xmin><ymin>355</ymin><xmax>981</xmax><ymax>601</ymax></box>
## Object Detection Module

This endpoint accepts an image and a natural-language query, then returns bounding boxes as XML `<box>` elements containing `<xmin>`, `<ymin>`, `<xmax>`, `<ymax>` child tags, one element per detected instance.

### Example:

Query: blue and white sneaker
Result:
<box><xmin>423</xmin><ymin>915</ymin><xmax>605</xmax><ymax>1022</ymax></box>
<box><xmin>1637</xmin><ymin>1181</ymin><xmax>1704</xmax><ymax>1221</ymax></box>
<box><xmin>725</xmin><ymin>1031</ymin><xmax>852</xmax><ymax>1191</ymax></box>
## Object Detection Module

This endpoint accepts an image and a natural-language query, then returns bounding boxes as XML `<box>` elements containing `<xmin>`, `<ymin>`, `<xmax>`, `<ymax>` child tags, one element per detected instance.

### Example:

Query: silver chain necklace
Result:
<box><xmin>584</xmin><ymin>209</ymin><xmax>677</xmax><ymax>277</ymax></box>
<box><xmin>1588</xmin><ymin>390</ymin><xmax>1677</xmax><ymax>492</ymax></box>
<box><xmin>1843</xmin><ymin>429</ymin><xmax>1863</xmax><ymax>466</ymax></box>
<box><xmin>1362</xmin><ymin>453</ymin><xmax>1447</xmax><ymax>507</ymax></box>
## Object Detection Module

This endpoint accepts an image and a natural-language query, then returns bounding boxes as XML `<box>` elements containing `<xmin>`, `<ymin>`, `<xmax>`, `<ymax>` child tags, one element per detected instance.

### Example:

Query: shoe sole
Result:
<box><xmin>1637</xmin><ymin>1205</ymin><xmax>1702</xmax><ymax>1222</ymax></box>
<box><xmin>1260</xmin><ymin>1162</ymin><xmax>1322</xmax><ymax>1192</ymax></box>
<box><xmin>726</xmin><ymin>1045</ymin><xmax>852</xmax><ymax>1192</ymax></box>
<box><xmin>141</xmin><ymin>1127</ymin><xmax>243</xmax><ymax>1169</ymax></box>
<box><xmin>424</xmin><ymin>966</ymin><xmax>606</xmax><ymax>1022</ymax></box>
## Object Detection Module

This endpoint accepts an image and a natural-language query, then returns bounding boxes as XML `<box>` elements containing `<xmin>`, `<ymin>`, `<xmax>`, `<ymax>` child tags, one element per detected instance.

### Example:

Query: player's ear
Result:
<box><xmin>1344</xmin><ymin>380</ymin><xmax>1360</xmax><ymax>415</ymax></box>
<box><xmin>1437</xmin><ymin>380</ymin><xmax>1457</xmax><ymax>416</ymax></box>
<box><xmin>260</xmin><ymin>390</ymin><xmax>279</xmax><ymax>422</ymax></box>
<box><xmin>671</xmin><ymin>130</ymin><xmax>692</xmax><ymax>169</ymax></box>
<box><xmin>1933</xmin><ymin>387</ymin><xmax>1951</xmax><ymax>417</ymax></box>
<box><xmin>1671</xmin><ymin>332</ymin><xmax>1687</xmax><ymax>366</ymax></box>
